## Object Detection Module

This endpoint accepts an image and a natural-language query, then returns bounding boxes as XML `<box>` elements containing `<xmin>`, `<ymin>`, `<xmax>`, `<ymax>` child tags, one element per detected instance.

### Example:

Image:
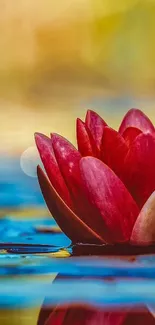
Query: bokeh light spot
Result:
<box><xmin>20</xmin><ymin>146</ymin><xmax>43</xmax><ymax>178</ymax></box>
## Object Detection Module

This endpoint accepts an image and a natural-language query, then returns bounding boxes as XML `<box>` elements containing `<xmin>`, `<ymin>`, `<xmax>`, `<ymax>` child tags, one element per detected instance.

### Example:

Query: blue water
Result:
<box><xmin>1</xmin><ymin>156</ymin><xmax>155</xmax><ymax>310</ymax></box>
<box><xmin>0</xmin><ymin>155</ymin><xmax>44</xmax><ymax>207</ymax></box>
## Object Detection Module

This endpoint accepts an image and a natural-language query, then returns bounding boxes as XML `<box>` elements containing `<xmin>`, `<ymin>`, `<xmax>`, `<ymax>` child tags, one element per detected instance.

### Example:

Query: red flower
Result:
<box><xmin>38</xmin><ymin>304</ymin><xmax>155</xmax><ymax>325</ymax></box>
<box><xmin>35</xmin><ymin>108</ymin><xmax>155</xmax><ymax>246</ymax></box>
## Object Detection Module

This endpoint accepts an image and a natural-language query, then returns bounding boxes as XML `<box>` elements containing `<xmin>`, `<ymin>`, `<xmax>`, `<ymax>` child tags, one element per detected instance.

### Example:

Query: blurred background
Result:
<box><xmin>1</xmin><ymin>0</ymin><xmax>155</xmax><ymax>155</ymax></box>
<box><xmin>1</xmin><ymin>2</ymin><xmax>155</xmax><ymax>324</ymax></box>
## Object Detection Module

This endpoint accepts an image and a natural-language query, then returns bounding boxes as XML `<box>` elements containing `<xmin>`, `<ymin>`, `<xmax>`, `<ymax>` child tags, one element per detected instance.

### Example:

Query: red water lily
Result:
<box><xmin>38</xmin><ymin>304</ymin><xmax>155</xmax><ymax>325</ymax></box>
<box><xmin>35</xmin><ymin>108</ymin><xmax>155</xmax><ymax>246</ymax></box>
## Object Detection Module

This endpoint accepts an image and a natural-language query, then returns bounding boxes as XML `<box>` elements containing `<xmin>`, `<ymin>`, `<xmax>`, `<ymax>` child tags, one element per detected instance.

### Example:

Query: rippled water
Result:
<box><xmin>1</xmin><ymin>157</ymin><xmax>155</xmax><ymax>324</ymax></box>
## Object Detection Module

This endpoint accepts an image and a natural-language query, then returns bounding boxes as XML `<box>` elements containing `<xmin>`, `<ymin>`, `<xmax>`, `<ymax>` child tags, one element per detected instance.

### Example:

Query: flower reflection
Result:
<box><xmin>43</xmin><ymin>306</ymin><xmax>155</xmax><ymax>325</ymax></box>
<box><xmin>37</xmin><ymin>276</ymin><xmax>155</xmax><ymax>325</ymax></box>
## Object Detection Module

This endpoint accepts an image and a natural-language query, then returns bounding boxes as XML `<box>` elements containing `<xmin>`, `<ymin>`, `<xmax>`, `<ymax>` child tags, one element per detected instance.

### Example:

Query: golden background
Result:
<box><xmin>1</xmin><ymin>0</ymin><xmax>155</xmax><ymax>155</ymax></box>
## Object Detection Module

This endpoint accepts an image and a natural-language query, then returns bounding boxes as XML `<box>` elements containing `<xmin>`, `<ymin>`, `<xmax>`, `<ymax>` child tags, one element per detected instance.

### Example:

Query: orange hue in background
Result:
<box><xmin>1</xmin><ymin>0</ymin><xmax>155</xmax><ymax>153</ymax></box>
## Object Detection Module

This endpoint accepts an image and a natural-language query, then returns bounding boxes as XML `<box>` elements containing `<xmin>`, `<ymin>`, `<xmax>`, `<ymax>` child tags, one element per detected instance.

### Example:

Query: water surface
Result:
<box><xmin>1</xmin><ymin>156</ymin><xmax>155</xmax><ymax>320</ymax></box>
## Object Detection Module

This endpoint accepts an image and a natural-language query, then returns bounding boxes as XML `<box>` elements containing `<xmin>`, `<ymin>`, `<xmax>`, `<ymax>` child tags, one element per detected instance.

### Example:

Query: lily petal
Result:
<box><xmin>131</xmin><ymin>191</ymin><xmax>155</xmax><ymax>245</ymax></box>
<box><xmin>45</xmin><ymin>307</ymin><xmax>67</xmax><ymax>325</ymax></box>
<box><xmin>51</xmin><ymin>134</ymin><xmax>107</xmax><ymax>240</ymax></box>
<box><xmin>101</xmin><ymin>126</ymin><xmax>128</xmax><ymax>180</ymax></box>
<box><xmin>44</xmin><ymin>306</ymin><xmax>155</xmax><ymax>325</ymax></box>
<box><xmin>76</xmin><ymin>118</ymin><xmax>94</xmax><ymax>156</ymax></box>
<box><xmin>124</xmin><ymin>309</ymin><xmax>155</xmax><ymax>325</ymax></box>
<box><xmin>51</xmin><ymin>133</ymin><xmax>82</xmax><ymax>200</ymax></box>
<box><xmin>80</xmin><ymin>157</ymin><xmax>139</xmax><ymax>243</ymax></box>
<box><xmin>45</xmin><ymin>306</ymin><xmax>126</xmax><ymax>325</ymax></box>
<box><xmin>119</xmin><ymin>108</ymin><xmax>155</xmax><ymax>135</ymax></box>
<box><xmin>35</xmin><ymin>133</ymin><xmax>72</xmax><ymax>208</ymax></box>
<box><xmin>124</xmin><ymin>133</ymin><xmax>155</xmax><ymax>208</ymax></box>
<box><xmin>122</xmin><ymin>127</ymin><xmax>142</xmax><ymax>147</ymax></box>
<box><xmin>37</xmin><ymin>166</ymin><xmax>104</xmax><ymax>244</ymax></box>
<box><xmin>85</xmin><ymin>110</ymin><xmax>107</xmax><ymax>157</ymax></box>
